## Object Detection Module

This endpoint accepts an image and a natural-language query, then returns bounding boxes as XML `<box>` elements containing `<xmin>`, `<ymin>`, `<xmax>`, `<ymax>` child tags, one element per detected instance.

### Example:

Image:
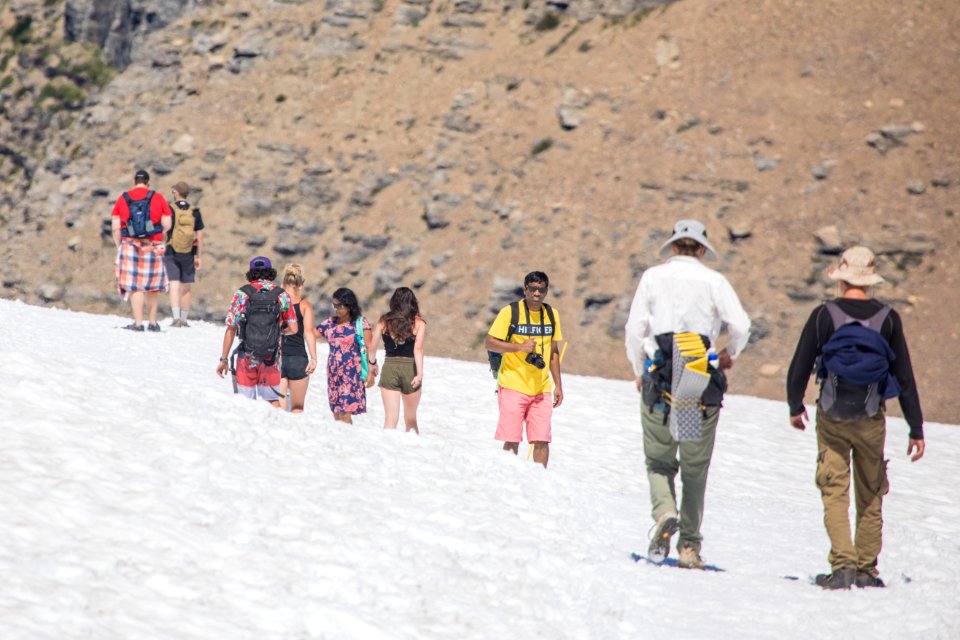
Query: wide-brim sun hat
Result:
<box><xmin>658</xmin><ymin>219</ymin><xmax>718</xmax><ymax>261</ymax></box>
<box><xmin>828</xmin><ymin>246</ymin><xmax>885</xmax><ymax>286</ymax></box>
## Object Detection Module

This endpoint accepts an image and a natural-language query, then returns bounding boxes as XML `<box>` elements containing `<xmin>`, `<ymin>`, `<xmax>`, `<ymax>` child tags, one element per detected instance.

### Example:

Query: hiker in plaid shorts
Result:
<box><xmin>111</xmin><ymin>169</ymin><xmax>172</xmax><ymax>332</ymax></box>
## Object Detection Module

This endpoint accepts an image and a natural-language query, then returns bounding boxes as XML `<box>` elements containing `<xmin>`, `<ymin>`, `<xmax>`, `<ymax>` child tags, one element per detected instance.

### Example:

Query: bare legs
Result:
<box><xmin>502</xmin><ymin>441</ymin><xmax>549</xmax><ymax>468</ymax></box>
<box><xmin>287</xmin><ymin>377</ymin><xmax>309</xmax><ymax>413</ymax></box>
<box><xmin>129</xmin><ymin>291</ymin><xmax>160</xmax><ymax>325</ymax></box>
<box><xmin>381</xmin><ymin>387</ymin><xmax>421</xmax><ymax>433</ymax></box>
<box><xmin>169</xmin><ymin>281</ymin><xmax>192</xmax><ymax>319</ymax></box>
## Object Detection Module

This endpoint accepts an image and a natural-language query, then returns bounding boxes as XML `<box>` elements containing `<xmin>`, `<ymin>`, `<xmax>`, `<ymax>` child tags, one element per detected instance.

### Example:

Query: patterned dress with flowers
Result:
<box><xmin>318</xmin><ymin>316</ymin><xmax>371</xmax><ymax>414</ymax></box>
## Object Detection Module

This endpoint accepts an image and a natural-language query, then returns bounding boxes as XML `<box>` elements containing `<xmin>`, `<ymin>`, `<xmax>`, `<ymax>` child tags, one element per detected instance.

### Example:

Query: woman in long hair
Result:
<box><xmin>315</xmin><ymin>287</ymin><xmax>372</xmax><ymax>424</ymax></box>
<box><xmin>278</xmin><ymin>263</ymin><xmax>318</xmax><ymax>412</ymax></box>
<box><xmin>367</xmin><ymin>287</ymin><xmax>426</xmax><ymax>433</ymax></box>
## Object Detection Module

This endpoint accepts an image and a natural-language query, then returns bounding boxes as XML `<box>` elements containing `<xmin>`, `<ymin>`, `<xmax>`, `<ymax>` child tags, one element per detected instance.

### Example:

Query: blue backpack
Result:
<box><xmin>817</xmin><ymin>301</ymin><xmax>900</xmax><ymax>419</ymax></box>
<box><xmin>123</xmin><ymin>190</ymin><xmax>157</xmax><ymax>238</ymax></box>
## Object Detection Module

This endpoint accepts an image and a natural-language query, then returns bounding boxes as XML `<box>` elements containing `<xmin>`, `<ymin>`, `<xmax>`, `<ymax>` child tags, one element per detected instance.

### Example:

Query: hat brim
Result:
<box><xmin>828</xmin><ymin>270</ymin><xmax>885</xmax><ymax>286</ymax></box>
<box><xmin>658</xmin><ymin>236</ymin><xmax>719</xmax><ymax>261</ymax></box>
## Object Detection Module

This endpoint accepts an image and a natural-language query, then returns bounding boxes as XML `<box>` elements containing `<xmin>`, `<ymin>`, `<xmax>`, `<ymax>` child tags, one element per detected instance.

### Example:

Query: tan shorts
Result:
<box><xmin>379</xmin><ymin>357</ymin><xmax>419</xmax><ymax>394</ymax></box>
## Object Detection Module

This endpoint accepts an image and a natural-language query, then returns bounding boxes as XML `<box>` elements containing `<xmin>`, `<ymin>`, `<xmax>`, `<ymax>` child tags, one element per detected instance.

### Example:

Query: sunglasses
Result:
<box><xmin>332</xmin><ymin>302</ymin><xmax>345</xmax><ymax>309</ymax></box>
<box><xmin>525</xmin><ymin>285</ymin><xmax>548</xmax><ymax>294</ymax></box>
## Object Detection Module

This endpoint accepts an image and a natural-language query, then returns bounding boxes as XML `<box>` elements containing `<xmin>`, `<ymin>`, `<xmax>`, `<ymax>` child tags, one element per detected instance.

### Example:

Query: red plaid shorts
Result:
<box><xmin>116</xmin><ymin>238</ymin><xmax>169</xmax><ymax>295</ymax></box>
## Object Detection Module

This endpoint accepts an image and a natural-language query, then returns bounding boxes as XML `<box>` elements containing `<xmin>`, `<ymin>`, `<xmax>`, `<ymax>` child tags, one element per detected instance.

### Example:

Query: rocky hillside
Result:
<box><xmin>2</xmin><ymin>0</ymin><xmax>959</xmax><ymax>423</ymax></box>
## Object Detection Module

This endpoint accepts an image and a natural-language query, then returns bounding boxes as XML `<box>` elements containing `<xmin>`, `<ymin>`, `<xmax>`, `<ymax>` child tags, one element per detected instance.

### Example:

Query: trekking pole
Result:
<box><xmin>526</xmin><ymin>444</ymin><xmax>534</xmax><ymax>460</ymax></box>
<box><xmin>229</xmin><ymin>348</ymin><xmax>239</xmax><ymax>394</ymax></box>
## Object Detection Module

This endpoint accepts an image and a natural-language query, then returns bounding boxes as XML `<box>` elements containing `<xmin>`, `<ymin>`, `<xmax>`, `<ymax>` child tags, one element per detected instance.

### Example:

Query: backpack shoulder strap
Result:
<box><xmin>542</xmin><ymin>302</ymin><xmax>555</xmax><ymax>326</ymax></box>
<box><xmin>863</xmin><ymin>304</ymin><xmax>892</xmax><ymax>332</ymax></box>
<box><xmin>240</xmin><ymin>283</ymin><xmax>257</xmax><ymax>297</ymax></box>
<box><xmin>504</xmin><ymin>301</ymin><xmax>520</xmax><ymax>341</ymax></box>
<box><xmin>122</xmin><ymin>192</ymin><xmax>132</xmax><ymax>204</ymax></box>
<box><xmin>146</xmin><ymin>190</ymin><xmax>154</xmax><ymax>202</ymax></box>
<box><xmin>824</xmin><ymin>300</ymin><xmax>853</xmax><ymax>330</ymax></box>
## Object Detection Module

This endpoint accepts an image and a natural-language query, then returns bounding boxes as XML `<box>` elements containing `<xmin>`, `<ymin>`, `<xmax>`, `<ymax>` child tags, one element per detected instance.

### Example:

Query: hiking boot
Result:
<box><xmin>677</xmin><ymin>544</ymin><xmax>706</xmax><ymax>570</ymax></box>
<box><xmin>123</xmin><ymin>323</ymin><xmax>144</xmax><ymax>332</ymax></box>
<box><xmin>147</xmin><ymin>323</ymin><xmax>162</xmax><ymax>332</ymax></box>
<box><xmin>855</xmin><ymin>571</ymin><xmax>885</xmax><ymax>588</ymax></box>
<box><xmin>179</xmin><ymin>319</ymin><xmax>190</xmax><ymax>328</ymax></box>
<box><xmin>647</xmin><ymin>513</ymin><xmax>679</xmax><ymax>564</ymax></box>
<box><xmin>814</xmin><ymin>567</ymin><xmax>857</xmax><ymax>590</ymax></box>
<box><xmin>171</xmin><ymin>318</ymin><xmax>183</xmax><ymax>328</ymax></box>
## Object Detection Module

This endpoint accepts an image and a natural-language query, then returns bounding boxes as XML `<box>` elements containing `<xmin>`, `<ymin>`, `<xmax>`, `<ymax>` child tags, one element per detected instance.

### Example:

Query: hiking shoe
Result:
<box><xmin>855</xmin><ymin>571</ymin><xmax>885</xmax><ymax>588</ymax></box>
<box><xmin>815</xmin><ymin>567</ymin><xmax>857</xmax><ymax>590</ymax></box>
<box><xmin>677</xmin><ymin>545</ymin><xmax>706</xmax><ymax>570</ymax></box>
<box><xmin>647</xmin><ymin>513</ymin><xmax>679</xmax><ymax>564</ymax></box>
<box><xmin>123</xmin><ymin>323</ymin><xmax>144</xmax><ymax>332</ymax></box>
<box><xmin>179</xmin><ymin>319</ymin><xmax>190</xmax><ymax>328</ymax></box>
<box><xmin>147</xmin><ymin>323</ymin><xmax>162</xmax><ymax>332</ymax></box>
<box><xmin>171</xmin><ymin>318</ymin><xmax>182</xmax><ymax>328</ymax></box>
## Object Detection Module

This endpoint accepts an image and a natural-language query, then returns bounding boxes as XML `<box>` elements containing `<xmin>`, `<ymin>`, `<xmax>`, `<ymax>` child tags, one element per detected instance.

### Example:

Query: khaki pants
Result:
<box><xmin>815</xmin><ymin>409</ymin><xmax>889</xmax><ymax>574</ymax></box>
<box><xmin>641</xmin><ymin>403</ymin><xmax>720</xmax><ymax>552</ymax></box>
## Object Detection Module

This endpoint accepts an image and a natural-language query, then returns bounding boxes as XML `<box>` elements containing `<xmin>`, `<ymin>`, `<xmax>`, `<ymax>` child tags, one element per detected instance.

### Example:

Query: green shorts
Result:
<box><xmin>379</xmin><ymin>357</ymin><xmax>419</xmax><ymax>394</ymax></box>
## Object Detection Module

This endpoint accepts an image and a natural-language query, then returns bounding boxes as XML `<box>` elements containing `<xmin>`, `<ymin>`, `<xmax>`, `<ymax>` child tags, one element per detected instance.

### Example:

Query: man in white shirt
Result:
<box><xmin>624</xmin><ymin>219</ymin><xmax>751</xmax><ymax>569</ymax></box>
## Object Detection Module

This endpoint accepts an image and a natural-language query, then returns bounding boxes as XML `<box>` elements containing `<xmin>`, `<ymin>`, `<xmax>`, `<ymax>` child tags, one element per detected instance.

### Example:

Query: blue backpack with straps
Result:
<box><xmin>123</xmin><ymin>190</ymin><xmax>157</xmax><ymax>238</ymax></box>
<box><xmin>817</xmin><ymin>301</ymin><xmax>900</xmax><ymax>419</ymax></box>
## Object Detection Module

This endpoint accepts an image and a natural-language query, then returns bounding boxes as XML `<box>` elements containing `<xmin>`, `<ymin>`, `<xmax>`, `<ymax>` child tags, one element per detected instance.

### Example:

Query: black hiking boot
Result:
<box><xmin>123</xmin><ymin>323</ymin><xmax>145</xmax><ymax>332</ymax></box>
<box><xmin>814</xmin><ymin>567</ymin><xmax>856</xmax><ymax>590</ymax></box>
<box><xmin>147</xmin><ymin>323</ymin><xmax>162</xmax><ymax>332</ymax></box>
<box><xmin>855</xmin><ymin>571</ymin><xmax>885</xmax><ymax>588</ymax></box>
<box><xmin>647</xmin><ymin>513</ymin><xmax>679</xmax><ymax>564</ymax></box>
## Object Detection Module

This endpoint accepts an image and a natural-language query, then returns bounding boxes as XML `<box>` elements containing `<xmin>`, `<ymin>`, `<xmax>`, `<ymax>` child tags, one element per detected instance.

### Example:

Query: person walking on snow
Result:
<box><xmin>786</xmin><ymin>246</ymin><xmax>925</xmax><ymax>590</ymax></box>
<box><xmin>163</xmin><ymin>180</ymin><xmax>204</xmax><ymax>327</ymax></box>
<box><xmin>485</xmin><ymin>271</ymin><xmax>564</xmax><ymax>468</ymax></box>
<box><xmin>111</xmin><ymin>169</ymin><xmax>172</xmax><ymax>332</ymax></box>
<box><xmin>216</xmin><ymin>256</ymin><xmax>298</xmax><ymax>406</ymax></box>
<box><xmin>624</xmin><ymin>220</ymin><xmax>750</xmax><ymax>569</ymax></box>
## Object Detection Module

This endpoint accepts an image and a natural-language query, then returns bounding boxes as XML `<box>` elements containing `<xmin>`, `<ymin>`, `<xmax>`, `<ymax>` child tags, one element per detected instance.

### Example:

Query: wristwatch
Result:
<box><xmin>219</xmin><ymin>357</ymin><xmax>228</xmax><ymax>363</ymax></box>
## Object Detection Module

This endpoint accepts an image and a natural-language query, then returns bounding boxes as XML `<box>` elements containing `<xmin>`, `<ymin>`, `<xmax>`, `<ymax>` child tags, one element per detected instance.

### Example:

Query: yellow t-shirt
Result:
<box><xmin>488</xmin><ymin>301</ymin><xmax>563</xmax><ymax>396</ymax></box>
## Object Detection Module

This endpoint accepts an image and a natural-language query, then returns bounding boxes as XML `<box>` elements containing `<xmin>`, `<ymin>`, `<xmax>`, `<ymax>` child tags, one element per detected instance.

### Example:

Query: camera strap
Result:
<box><xmin>523</xmin><ymin>301</ymin><xmax>546</xmax><ymax>356</ymax></box>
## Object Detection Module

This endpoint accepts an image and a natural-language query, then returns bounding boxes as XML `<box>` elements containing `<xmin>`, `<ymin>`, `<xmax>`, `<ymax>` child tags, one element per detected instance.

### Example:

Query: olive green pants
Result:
<box><xmin>641</xmin><ymin>403</ymin><xmax>720</xmax><ymax>552</ymax></box>
<box><xmin>815</xmin><ymin>409</ymin><xmax>889</xmax><ymax>574</ymax></box>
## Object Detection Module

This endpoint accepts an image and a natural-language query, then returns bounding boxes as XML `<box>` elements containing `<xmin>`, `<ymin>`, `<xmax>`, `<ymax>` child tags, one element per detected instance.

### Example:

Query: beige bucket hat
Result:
<box><xmin>828</xmin><ymin>246</ymin><xmax>885</xmax><ymax>286</ymax></box>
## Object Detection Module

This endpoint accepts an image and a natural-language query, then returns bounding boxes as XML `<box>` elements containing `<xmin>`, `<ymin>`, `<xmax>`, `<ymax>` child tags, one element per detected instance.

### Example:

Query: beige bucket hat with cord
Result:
<box><xmin>658</xmin><ymin>219</ymin><xmax>719</xmax><ymax>261</ymax></box>
<box><xmin>827</xmin><ymin>246</ymin><xmax>885</xmax><ymax>286</ymax></box>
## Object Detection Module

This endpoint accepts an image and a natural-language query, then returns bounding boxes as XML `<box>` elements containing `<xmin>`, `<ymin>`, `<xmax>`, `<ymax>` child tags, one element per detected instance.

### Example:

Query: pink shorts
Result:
<box><xmin>495</xmin><ymin>387</ymin><xmax>552</xmax><ymax>443</ymax></box>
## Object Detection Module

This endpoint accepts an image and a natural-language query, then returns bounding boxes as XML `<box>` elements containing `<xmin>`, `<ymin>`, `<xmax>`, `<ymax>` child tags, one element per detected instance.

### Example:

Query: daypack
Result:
<box><xmin>487</xmin><ymin>300</ymin><xmax>555</xmax><ymax>379</ymax></box>
<box><xmin>816</xmin><ymin>301</ymin><xmax>899</xmax><ymax>420</ymax></box>
<box><xmin>641</xmin><ymin>332</ymin><xmax>727</xmax><ymax>415</ymax></box>
<box><xmin>355</xmin><ymin>316</ymin><xmax>369</xmax><ymax>380</ymax></box>
<box><xmin>123</xmin><ymin>190</ymin><xmax>157</xmax><ymax>239</ymax></box>
<box><xmin>237</xmin><ymin>284</ymin><xmax>284</xmax><ymax>361</ymax></box>
<box><xmin>168</xmin><ymin>201</ymin><xmax>196</xmax><ymax>253</ymax></box>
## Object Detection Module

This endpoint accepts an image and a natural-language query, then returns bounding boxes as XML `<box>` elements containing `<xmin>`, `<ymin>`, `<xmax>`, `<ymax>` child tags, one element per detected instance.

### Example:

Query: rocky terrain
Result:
<box><xmin>2</xmin><ymin>0</ymin><xmax>958</xmax><ymax>423</ymax></box>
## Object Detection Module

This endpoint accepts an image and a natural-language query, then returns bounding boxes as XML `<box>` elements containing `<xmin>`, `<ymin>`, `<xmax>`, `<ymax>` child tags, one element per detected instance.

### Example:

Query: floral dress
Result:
<box><xmin>317</xmin><ymin>316</ymin><xmax>371</xmax><ymax>414</ymax></box>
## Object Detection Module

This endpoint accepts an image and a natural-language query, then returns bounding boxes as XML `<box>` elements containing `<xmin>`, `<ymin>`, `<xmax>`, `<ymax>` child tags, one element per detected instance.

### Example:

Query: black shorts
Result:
<box><xmin>163</xmin><ymin>252</ymin><xmax>196</xmax><ymax>283</ymax></box>
<box><xmin>281</xmin><ymin>355</ymin><xmax>310</xmax><ymax>381</ymax></box>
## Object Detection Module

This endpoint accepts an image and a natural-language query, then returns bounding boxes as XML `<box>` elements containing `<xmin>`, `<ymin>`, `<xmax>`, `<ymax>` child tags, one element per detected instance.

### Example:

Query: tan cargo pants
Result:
<box><xmin>815</xmin><ymin>408</ymin><xmax>889</xmax><ymax>574</ymax></box>
<box><xmin>641</xmin><ymin>403</ymin><xmax>720</xmax><ymax>552</ymax></box>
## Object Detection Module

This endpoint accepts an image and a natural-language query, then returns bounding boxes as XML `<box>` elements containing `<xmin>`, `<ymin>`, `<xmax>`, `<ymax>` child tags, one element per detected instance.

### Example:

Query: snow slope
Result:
<box><xmin>1</xmin><ymin>299</ymin><xmax>957</xmax><ymax>640</ymax></box>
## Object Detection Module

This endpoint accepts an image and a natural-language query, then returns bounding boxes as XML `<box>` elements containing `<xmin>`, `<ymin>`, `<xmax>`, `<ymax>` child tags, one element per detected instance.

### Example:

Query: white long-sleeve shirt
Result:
<box><xmin>624</xmin><ymin>256</ymin><xmax>751</xmax><ymax>377</ymax></box>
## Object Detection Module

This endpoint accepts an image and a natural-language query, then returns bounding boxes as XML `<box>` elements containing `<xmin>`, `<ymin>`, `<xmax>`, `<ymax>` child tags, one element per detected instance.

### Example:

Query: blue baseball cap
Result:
<box><xmin>249</xmin><ymin>256</ymin><xmax>272</xmax><ymax>270</ymax></box>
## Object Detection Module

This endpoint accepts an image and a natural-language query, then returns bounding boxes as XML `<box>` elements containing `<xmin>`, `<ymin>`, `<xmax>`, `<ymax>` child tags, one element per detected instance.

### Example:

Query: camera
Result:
<box><xmin>525</xmin><ymin>352</ymin><xmax>546</xmax><ymax>369</ymax></box>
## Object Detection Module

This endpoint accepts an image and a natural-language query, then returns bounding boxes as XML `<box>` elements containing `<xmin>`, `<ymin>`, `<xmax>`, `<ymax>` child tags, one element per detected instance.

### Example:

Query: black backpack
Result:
<box><xmin>123</xmin><ymin>190</ymin><xmax>157</xmax><ymax>238</ymax></box>
<box><xmin>238</xmin><ymin>284</ymin><xmax>284</xmax><ymax>361</ymax></box>
<box><xmin>487</xmin><ymin>300</ymin><xmax>555</xmax><ymax>378</ymax></box>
